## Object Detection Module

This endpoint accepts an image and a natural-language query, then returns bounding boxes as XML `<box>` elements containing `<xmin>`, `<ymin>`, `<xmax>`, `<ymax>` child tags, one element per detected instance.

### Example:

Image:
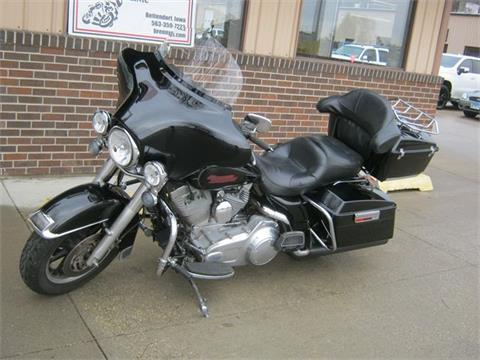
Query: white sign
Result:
<box><xmin>68</xmin><ymin>0</ymin><xmax>196</xmax><ymax>47</ymax></box>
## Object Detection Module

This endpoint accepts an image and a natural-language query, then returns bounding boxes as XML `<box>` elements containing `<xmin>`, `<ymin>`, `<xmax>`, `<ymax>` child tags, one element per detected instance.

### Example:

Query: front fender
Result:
<box><xmin>28</xmin><ymin>183</ymin><xmax>139</xmax><ymax>251</ymax></box>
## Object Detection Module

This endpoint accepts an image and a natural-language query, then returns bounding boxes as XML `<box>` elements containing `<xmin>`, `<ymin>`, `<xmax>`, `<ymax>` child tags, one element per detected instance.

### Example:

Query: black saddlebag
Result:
<box><xmin>368</xmin><ymin>132</ymin><xmax>439</xmax><ymax>181</ymax></box>
<box><xmin>307</xmin><ymin>183</ymin><xmax>396</xmax><ymax>250</ymax></box>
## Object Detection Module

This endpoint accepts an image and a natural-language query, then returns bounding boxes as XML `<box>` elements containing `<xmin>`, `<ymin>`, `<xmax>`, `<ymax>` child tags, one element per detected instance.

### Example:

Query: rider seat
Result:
<box><xmin>255</xmin><ymin>135</ymin><xmax>363</xmax><ymax>196</ymax></box>
<box><xmin>256</xmin><ymin>89</ymin><xmax>401</xmax><ymax>197</ymax></box>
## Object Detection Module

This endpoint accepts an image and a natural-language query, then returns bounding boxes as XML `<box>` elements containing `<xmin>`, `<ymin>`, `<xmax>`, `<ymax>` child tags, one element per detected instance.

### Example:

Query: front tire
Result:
<box><xmin>437</xmin><ymin>85</ymin><xmax>450</xmax><ymax>110</ymax></box>
<box><xmin>20</xmin><ymin>228</ymin><xmax>118</xmax><ymax>295</ymax></box>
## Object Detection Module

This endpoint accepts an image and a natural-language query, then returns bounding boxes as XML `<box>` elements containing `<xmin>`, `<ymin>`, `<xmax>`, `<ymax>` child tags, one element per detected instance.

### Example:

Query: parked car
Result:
<box><xmin>331</xmin><ymin>44</ymin><xmax>389</xmax><ymax>66</ymax></box>
<box><xmin>458</xmin><ymin>90</ymin><xmax>480</xmax><ymax>119</ymax></box>
<box><xmin>437</xmin><ymin>53</ymin><xmax>480</xmax><ymax>109</ymax></box>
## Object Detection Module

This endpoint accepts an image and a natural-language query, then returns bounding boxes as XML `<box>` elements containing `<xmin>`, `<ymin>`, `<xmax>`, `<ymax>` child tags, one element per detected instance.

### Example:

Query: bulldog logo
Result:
<box><xmin>82</xmin><ymin>0</ymin><xmax>123</xmax><ymax>28</ymax></box>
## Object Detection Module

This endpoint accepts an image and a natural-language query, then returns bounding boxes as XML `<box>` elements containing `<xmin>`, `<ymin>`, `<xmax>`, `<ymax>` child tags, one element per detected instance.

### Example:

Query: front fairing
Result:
<box><xmin>113</xmin><ymin>48</ymin><xmax>251</xmax><ymax>179</ymax></box>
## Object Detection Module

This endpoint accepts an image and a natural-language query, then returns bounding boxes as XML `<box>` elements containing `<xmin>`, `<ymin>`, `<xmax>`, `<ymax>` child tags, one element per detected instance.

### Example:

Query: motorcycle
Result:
<box><xmin>20</xmin><ymin>40</ymin><xmax>439</xmax><ymax>317</ymax></box>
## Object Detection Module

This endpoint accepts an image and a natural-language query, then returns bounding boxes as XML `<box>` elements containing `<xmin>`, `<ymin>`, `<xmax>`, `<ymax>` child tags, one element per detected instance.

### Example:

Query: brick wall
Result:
<box><xmin>0</xmin><ymin>30</ymin><xmax>443</xmax><ymax>176</ymax></box>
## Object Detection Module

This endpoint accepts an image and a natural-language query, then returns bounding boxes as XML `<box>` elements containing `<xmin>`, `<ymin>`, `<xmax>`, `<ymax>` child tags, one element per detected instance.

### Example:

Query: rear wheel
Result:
<box><xmin>463</xmin><ymin>110</ymin><xmax>478</xmax><ymax>119</ymax></box>
<box><xmin>437</xmin><ymin>85</ymin><xmax>450</xmax><ymax>110</ymax></box>
<box><xmin>20</xmin><ymin>227</ymin><xmax>118</xmax><ymax>295</ymax></box>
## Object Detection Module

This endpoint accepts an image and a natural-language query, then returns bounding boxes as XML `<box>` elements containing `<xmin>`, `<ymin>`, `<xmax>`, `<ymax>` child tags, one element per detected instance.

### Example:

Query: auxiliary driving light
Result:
<box><xmin>92</xmin><ymin>110</ymin><xmax>111</xmax><ymax>135</ymax></box>
<box><xmin>143</xmin><ymin>161</ymin><xmax>167</xmax><ymax>187</ymax></box>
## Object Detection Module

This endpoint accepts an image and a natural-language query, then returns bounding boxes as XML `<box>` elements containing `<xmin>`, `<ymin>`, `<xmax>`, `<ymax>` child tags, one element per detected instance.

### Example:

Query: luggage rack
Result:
<box><xmin>392</xmin><ymin>99</ymin><xmax>439</xmax><ymax>136</ymax></box>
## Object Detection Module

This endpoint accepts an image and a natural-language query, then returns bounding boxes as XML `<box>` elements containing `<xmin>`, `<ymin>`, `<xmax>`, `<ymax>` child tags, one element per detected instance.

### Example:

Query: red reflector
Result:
<box><xmin>354</xmin><ymin>210</ymin><xmax>380</xmax><ymax>223</ymax></box>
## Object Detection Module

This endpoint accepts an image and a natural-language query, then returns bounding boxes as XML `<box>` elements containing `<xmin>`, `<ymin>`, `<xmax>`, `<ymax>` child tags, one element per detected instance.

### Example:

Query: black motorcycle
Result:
<box><xmin>20</xmin><ymin>41</ymin><xmax>438</xmax><ymax>317</ymax></box>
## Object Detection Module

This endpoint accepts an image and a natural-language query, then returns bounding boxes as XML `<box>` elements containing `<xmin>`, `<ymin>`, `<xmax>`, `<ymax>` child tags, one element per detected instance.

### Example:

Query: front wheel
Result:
<box><xmin>19</xmin><ymin>227</ymin><xmax>118</xmax><ymax>295</ymax></box>
<box><xmin>437</xmin><ymin>85</ymin><xmax>450</xmax><ymax>110</ymax></box>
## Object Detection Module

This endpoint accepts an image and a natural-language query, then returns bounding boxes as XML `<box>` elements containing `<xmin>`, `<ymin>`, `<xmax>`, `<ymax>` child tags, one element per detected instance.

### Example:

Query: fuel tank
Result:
<box><xmin>195</xmin><ymin>166</ymin><xmax>258</xmax><ymax>190</ymax></box>
<box><xmin>114</xmin><ymin>49</ymin><xmax>251</xmax><ymax>180</ymax></box>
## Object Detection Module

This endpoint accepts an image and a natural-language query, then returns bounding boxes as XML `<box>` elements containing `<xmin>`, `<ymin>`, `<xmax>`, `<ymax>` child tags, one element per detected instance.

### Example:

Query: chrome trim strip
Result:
<box><xmin>333</xmin><ymin>178</ymin><xmax>368</xmax><ymax>186</ymax></box>
<box><xmin>27</xmin><ymin>210</ymin><xmax>108</xmax><ymax>240</ymax></box>
<box><xmin>354</xmin><ymin>210</ymin><xmax>380</xmax><ymax>223</ymax></box>
<box><xmin>301</xmin><ymin>195</ymin><xmax>337</xmax><ymax>252</ymax></box>
<box><xmin>185</xmin><ymin>271</ymin><xmax>235</xmax><ymax>280</ymax></box>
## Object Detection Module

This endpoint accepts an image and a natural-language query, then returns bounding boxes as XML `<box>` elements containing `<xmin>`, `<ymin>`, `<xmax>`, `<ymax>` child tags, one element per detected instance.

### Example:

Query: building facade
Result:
<box><xmin>1</xmin><ymin>0</ymin><xmax>451</xmax><ymax>176</ymax></box>
<box><xmin>445</xmin><ymin>13</ymin><xmax>480</xmax><ymax>56</ymax></box>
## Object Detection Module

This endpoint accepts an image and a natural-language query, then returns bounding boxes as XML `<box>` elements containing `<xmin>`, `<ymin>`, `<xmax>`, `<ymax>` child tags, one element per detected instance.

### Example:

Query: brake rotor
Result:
<box><xmin>62</xmin><ymin>233</ymin><xmax>101</xmax><ymax>277</ymax></box>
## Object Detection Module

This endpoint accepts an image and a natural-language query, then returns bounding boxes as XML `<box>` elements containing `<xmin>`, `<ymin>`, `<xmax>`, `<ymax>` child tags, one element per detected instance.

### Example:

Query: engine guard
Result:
<box><xmin>27</xmin><ymin>183</ymin><xmax>139</xmax><ymax>251</ymax></box>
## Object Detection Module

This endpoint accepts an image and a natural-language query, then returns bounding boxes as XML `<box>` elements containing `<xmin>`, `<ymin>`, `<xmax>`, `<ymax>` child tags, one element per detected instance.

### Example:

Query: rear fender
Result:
<box><xmin>28</xmin><ymin>183</ymin><xmax>139</xmax><ymax>251</ymax></box>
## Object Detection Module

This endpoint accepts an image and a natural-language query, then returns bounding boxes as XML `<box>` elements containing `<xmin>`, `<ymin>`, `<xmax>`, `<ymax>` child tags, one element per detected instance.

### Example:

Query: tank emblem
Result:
<box><xmin>207</xmin><ymin>174</ymin><xmax>238</xmax><ymax>184</ymax></box>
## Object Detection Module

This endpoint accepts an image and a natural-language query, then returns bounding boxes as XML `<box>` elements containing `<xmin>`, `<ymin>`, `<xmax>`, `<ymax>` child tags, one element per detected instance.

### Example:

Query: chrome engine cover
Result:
<box><xmin>170</xmin><ymin>184</ymin><xmax>251</xmax><ymax>226</ymax></box>
<box><xmin>190</xmin><ymin>215</ymin><xmax>279</xmax><ymax>266</ymax></box>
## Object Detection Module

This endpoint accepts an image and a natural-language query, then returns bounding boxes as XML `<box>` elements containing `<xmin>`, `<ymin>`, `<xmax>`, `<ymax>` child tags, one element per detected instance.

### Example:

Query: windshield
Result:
<box><xmin>162</xmin><ymin>37</ymin><xmax>243</xmax><ymax>106</ymax></box>
<box><xmin>333</xmin><ymin>45</ymin><xmax>364</xmax><ymax>57</ymax></box>
<box><xmin>441</xmin><ymin>54</ymin><xmax>461</xmax><ymax>68</ymax></box>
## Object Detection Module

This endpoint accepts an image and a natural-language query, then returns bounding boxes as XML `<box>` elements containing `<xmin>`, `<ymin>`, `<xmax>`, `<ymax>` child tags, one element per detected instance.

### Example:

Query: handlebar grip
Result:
<box><xmin>248</xmin><ymin>134</ymin><xmax>273</xmax><ymax>151</ymax></box>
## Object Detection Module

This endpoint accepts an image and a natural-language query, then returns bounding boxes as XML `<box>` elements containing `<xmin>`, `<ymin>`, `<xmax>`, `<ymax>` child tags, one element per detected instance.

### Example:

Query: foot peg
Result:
<box><xmin>275</xmin><ymin>231</ymin><xmax>305</xmax><ymax>251</ymax></box>
<box><xmin>184</xmin><ymin>262</ymin><xmax>235</xmax><ymax>280</ymax></box>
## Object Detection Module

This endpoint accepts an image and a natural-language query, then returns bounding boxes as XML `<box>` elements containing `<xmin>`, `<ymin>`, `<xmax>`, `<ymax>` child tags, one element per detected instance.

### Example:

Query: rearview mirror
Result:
<box><xmin>458</xmin><ymin>66</ymin><xmax>470</xmax><ymax>75</ymax></box>
<box><xmin>243</xmin><ymin>113</ymin><xmax>272</xmax><ymax>133</ymax></box>
<box><xmin>157</xmin><ymin>42</ymin><xmax>171</xmax><ymax>58</ymax></box>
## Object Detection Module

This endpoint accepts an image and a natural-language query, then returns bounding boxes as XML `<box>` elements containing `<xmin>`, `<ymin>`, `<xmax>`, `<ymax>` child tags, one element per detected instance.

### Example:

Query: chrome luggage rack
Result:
<box><xmin>392</xmin><ymin>99</ymin><xmax>440</xmax><ymax>136</ymax></box>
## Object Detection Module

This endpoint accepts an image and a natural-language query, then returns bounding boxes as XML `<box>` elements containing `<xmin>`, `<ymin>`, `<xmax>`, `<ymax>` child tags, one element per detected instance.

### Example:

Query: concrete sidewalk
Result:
<box><xmin>1</xmin><ymin>110</ymin><xmax>479</xmax><ymax>359</ymax></box>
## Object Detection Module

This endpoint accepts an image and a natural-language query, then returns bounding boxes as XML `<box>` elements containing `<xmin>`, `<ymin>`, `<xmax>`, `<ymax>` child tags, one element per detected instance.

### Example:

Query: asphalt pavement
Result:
<box><xmin>1</xmin><ymin>109</ymin><xmax>479</xmax><ymax>359</ymax></box>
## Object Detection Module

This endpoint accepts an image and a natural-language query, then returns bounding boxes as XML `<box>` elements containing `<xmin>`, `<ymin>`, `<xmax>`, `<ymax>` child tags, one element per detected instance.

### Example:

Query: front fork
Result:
<box><xmin>86</xmin><ymin>159</ymin><xmax>178</xmax><ymax>269</ymax></box>
<box><xmin>93</xmin><ymin>158</ymin><xmax>117</xmax><ymax>186</ymax></box>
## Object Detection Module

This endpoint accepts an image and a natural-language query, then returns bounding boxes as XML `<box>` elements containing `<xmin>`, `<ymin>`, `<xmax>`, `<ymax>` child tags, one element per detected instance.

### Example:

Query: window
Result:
<box><xmin>363</xmin><ymin>49</ymin><xmax>376</xmax><ymax>62</ymax></box>
<box><xmin>452</xmin><ymin>0</ymin><xmax>480</xmax><ymax>14</ymax></box>
<box><xmin>379</xmin><ymin>50</ymin><xmax>389</xmax><ymax>64</ymax></box>
<box><xmin>195</xmin><ymin>0</ymin><xmax>245</xmax><ymax>49</ymax></box>
<box><xmin>472</xmin><ymin>59</ymin><xmax>480</xmax><ymax>74</ymax></box>
<box><xmin>464</xmin><ymin>46</ymin><xmax>480</xmax><ymax>58</ymax></box>
<box><xmin>297</xmin><ymin>0</ymin><xmax>414</xmax><ymax>67</ymax></box>
<box><xmin>441</xmin><ymin>54</ymin><xmax>461</xmax><ymax>68</ymax></box>
<box><xmin>459</xmin><ymin>59</ymin><xmax>473</xmax><ymax>72</ymax></box>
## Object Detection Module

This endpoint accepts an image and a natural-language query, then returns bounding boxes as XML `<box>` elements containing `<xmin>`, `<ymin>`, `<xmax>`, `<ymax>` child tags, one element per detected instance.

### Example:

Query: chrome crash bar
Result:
<box><xmin>293</xmin><ymin>195</ymin><xmax>338</xmax><ymax>257</ymax></box>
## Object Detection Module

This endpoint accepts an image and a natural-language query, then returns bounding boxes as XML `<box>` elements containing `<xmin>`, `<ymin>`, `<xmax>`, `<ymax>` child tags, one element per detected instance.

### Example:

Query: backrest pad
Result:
<box><xmin>317</xmin><ymin>89</ymin><xmax>401</xmax><ymax>160</ymax></box>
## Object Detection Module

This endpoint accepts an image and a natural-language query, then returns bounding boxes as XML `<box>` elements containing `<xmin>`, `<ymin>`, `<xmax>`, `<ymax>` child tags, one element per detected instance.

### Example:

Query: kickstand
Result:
<box><xmin>168</xmin><ymin>260</ymin><xmax>209</xmax><ymax>317</ymax></box>
<box><xmin>187</xmin><ymin>277</ymin><xmax>209</xmax><ymax>318</ymax></box>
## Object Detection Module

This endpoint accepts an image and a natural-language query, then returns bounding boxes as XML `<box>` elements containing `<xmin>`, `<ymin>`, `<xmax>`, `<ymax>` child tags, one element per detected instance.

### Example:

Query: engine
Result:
<box><xmin>169</xmin><ymin>184</ymin><xmax>280</xmax><ymax>266</ymax></box>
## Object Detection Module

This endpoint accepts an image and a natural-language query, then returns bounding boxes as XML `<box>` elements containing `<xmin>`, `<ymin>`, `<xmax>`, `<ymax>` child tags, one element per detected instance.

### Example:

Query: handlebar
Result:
<box><xmin>246</xmin><ymin>134</ymin><xmax>273</xmax><ymax>152</ymax></box>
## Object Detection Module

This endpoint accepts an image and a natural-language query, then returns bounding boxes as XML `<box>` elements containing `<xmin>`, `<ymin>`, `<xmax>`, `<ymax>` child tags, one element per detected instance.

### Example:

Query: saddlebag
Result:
<box><xmin>367</xmin><ymin>131</ymin><xmax>439</xmax><ymax>181</ymax></box>
<box><xmin>306</xmin><ymin>183</ymin><xmax>396</xmax><ymax>251</ymax></box>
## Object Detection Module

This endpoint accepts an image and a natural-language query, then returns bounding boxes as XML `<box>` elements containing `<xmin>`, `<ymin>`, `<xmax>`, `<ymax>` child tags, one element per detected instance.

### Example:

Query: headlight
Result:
<box><xmin>92</xmin><ymin>110</ymin><xmax>111</xmax><ymax>135</ymax></box>
<box><xmin>462</xmin><ymin>93</ymin><xmax>468</xmax><ymax>100</ymax></box>
<box><xmin>108</xmin><ymin>127</ymin><xmax>139</xmax><ymax>167</ymax></box>
<box><xmin>143</xmin><ymin>161</ymin><xmax>167</xmax><ymax>187</ymax></box>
